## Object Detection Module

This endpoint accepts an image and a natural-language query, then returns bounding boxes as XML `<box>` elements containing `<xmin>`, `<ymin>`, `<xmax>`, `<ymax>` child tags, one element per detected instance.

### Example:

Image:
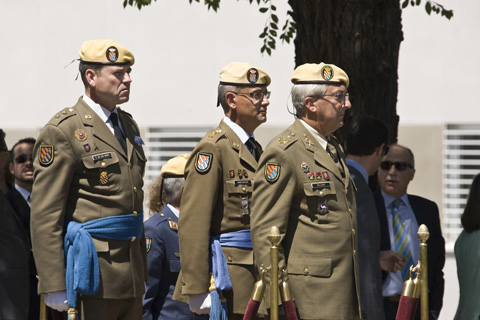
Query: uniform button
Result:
<box><xmin>353</xmin><ymin>249</ymin><xmax>356</xmax><ymax>255</ymax></box>
<box><xmin>242</xmin><ymin>187</ymin><xmax>247</xmax><ymax>193</ymax></box>
<box><xmin>227</xmin><ymin>256</ymin><xmax>233</xmax><ymax>262</ymax></box>
<box><xmin>101</xmin><ymin>162</ymin><xmax>106</xmax><ymax>168</ymax></box>
<box><xmin>134</xmin><ymin>186</ymin><xmax>137</xmax><ymax>192</ymax></box>
<box><xmin>133</xmin><ymin>211</ymin><xmax>138</xmax><ymax>217</ymax></box>
<box><xmin>352</xmin><ymin>229</ymin><xmax>355</xmax><ymax>235</ymax></box>
<box><xmin>319</xmin><ymin>191</ymin><xmax>324</xmax><ymax>197</ymax></box>
<box><xmin>348</xmin><ymin>208</ymin><xmax>352</xmax><ymax>213</ymax></box>
<box><xmin>131</xmin><ymin>237</ymin><xmax>136</xmax><ymax>242</ymax></box>
<box><xmin>304</xmin><ymin>267</ymin><xmax>309</xmax><ymax>274</ymax></box>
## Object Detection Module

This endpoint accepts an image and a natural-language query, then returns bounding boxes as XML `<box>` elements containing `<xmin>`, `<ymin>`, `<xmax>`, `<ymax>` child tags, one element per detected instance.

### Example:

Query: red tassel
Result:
<box><xmin>282</xmin><ymin>300</ymin><xmax>298</xmax><ymax>320</ymax></box>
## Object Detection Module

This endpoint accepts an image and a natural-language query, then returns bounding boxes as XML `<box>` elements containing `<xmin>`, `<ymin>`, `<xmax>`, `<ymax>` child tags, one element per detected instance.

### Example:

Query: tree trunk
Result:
<box><xmin>288</xmin><ymin>0</ymin><xmax>403</xmax><ymax>143</ymax></box>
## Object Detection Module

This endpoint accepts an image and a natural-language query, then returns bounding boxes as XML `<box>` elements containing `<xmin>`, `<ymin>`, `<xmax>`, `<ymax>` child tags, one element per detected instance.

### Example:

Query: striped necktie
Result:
<box><xmin>392</xmin><ymin>199</ymin><xmax>415</xmax><ymax>279</ymax></box>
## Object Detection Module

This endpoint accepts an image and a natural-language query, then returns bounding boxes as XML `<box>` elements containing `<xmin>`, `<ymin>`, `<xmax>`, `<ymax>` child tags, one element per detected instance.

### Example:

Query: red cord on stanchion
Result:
<box><xmin>279</xmin><ymin>268</ymin><xmax>298</xmax><ymax>320</ymax></box>
<box><xmin>243</xmin><ymin>269</ymin><xmax>266</xmax><ymax>320</ymax></box>
<box><xmin>396</xmin><ymin>266</ymin><xmax>421</xmax><ymax>320</ymax></box>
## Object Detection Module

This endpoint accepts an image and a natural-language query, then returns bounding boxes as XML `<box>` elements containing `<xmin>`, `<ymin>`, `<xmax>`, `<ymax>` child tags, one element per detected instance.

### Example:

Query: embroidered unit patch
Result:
<box><xmin>265</xmin><ymin>163</ymin><xmax>280</xmax><ymax>182</ymax></box>
<box><xmin>39</xmin><ymin>145</ymin><xmax>54</xmax><ymax>166</ymax></box>
<box><xmin>195</xmin><ymin>153</ymin><xmax>212</xmax><ymax>173</ymax></box>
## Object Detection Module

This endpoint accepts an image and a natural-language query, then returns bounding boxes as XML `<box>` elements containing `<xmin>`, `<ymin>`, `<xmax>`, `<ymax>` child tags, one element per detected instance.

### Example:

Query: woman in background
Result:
<box><xmin>454</xmin><ymin>173</ymin><xmax>480</xmax><ymax>319</ymax></box>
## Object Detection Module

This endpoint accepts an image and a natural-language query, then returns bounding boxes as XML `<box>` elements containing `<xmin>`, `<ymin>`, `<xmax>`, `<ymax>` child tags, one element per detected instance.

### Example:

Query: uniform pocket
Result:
<box><xmin>225</xmin><ymin>179</ymin><xmax>254</xmax><ymax>196</ymax></box>
<box><xmin>80</xmin><ymin>152</ymin><xmax>122</xmax><ymax>193</ymax></box>
<box><xmin>287</xmin><ymin>253</ymin><xmax>332</xmax><ymax>278</ymax></box>
<box><xmin>221</xmin><ymin>247</ymin><xmax>253</xmax><ymax>266</ymax></box>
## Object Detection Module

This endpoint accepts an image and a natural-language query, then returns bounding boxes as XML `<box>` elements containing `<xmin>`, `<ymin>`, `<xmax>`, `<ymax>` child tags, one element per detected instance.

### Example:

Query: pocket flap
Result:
<box><xmin>288</xmin><ymin>253</ymin><xmax>332</xmax><ymax>277</ymax></box>
<box><xmin>92</xmin><ymin>237</ymin><xmax>109</xmax><ymax>252</ymax></box>
<box><xmin>221</xmin><ymin>247</ymin><xmax>253</xmax><ymax>265</ymax></box>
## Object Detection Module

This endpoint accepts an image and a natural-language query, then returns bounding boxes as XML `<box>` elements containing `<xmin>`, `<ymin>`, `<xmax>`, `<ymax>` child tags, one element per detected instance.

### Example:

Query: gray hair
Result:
<box><xmin>163</xmin><ymin>177</ymin><xmax>185</xmax><ymax>204</ymax></box>
<box><xmin>291</xmin><ymin>84</ymin><xmax>328</xmax><ymax>117</ymax></box>
<box><xmin>218</xmin><ymin>84</ymin><xmax>239</xmax><ymax>112</ymax></box>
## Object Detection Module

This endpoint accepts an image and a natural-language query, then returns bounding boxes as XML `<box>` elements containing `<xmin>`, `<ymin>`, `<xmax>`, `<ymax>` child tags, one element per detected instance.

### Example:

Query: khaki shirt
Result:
<box><xmin>31</xmin><ymin>97</ymin><xmax>147</xmax><ymax>299</ymax></box>
<box><xmin>251</xmin><ymin>119</ymin><xmax>360</xmax><ymax>319</ymax></box>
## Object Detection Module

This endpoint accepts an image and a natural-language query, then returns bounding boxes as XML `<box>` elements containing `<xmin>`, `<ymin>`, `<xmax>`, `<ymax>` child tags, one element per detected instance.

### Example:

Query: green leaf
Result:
<box><xmin>271</xmin><ymin>14</ymin><xmax>279</xmax><ymax>23</ymax></box>
<box><xmin>416</xmin><ymin>0</ymin><xmax>421</xmax><ymax>5</ymax></box>
<box><xmin>266</xmin><ymin>47</ymin><xmax>272</xmax><ymax>56</ymax></box>
<box><xmin>269</xmin><ymin>29</ymin><xmax>277</xmax><ymax>36</ymax></box>
<box><xmin>270</xmin><ymin>22</ymin><xmax>278</xmax><ymax>29</ymax></box>
<box><xmin>259</xmin><ymin>7</ymin><xmax>268</xmax><ymax>13</ymax></box>
<box><xmin>425</xmin><ymin>1</ymin><xmax>431</xmax><ymax>14</ymax></box>
<box><xmin>271</xmin><ymin>5</ymin><xmax>276</xmax><ymax>11</ymax></box>
<box><xmin>402</xmin><ymin>0</ymin><xmax>409</xmax><ymax>8</ymax></box>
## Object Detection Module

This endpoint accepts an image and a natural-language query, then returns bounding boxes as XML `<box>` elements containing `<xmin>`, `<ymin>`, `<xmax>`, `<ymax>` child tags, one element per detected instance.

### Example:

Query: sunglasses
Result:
<box><xmin>380</xmin><ymin>160</ymin><xmax>413</xmax><ymax>171</ymax></box>
<box><xmin>15</xmin><ymin>154</ymin><xmax>33</xmax><ymax>164</ymax></box>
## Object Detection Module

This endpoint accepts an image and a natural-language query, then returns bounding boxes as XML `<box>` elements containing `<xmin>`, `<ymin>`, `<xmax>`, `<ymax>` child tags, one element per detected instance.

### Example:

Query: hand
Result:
<box><xmin>44</xmin><ymin>290</ymin><xmax>68</xmax><ymax>312</ymax></box>
<box><xmin>379</xmin><ymin>250</ymin><xmax>407</xmax><ymax>273</ymax></box>
<box><xmin>189</xmin><ymin>292</ymin><xmax>211</xmax><ymax>315</ymax></box>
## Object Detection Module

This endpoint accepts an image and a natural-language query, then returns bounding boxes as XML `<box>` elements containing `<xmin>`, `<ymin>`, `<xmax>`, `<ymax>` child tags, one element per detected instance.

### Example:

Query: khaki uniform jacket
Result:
<box><xmin>31</xmin><ymin>97</ymin><xmax>147</xmax><ymax>299</ymax></box>
<box><xmin>251</xmin><ymin>119</ymin><xmax>360</xmax><ymax>320</ymax></box>
<box><xmin>174</xmin><ymin>119</ymin><xmax>261</xmax><ymax>315</ymax></box>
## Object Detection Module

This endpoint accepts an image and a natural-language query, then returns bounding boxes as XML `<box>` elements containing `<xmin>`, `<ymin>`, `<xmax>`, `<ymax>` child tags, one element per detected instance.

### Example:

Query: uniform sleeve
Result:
<box><xmin>30</xmin><ymin>124</ymin><xmax>76</xmax><ymax>294</ymax></box>
<box><xmin>143</xmin><ymin>219</ymin><xmax>166</xmax><ymax>320</ymax></box>
<box><xmin>251</xmin><ymin>145</ymin><xmax>297</xmax><ymax>295</ymax></box>
<box><xmin>178</xmin><ymin>140</ymin><xmax>221</xmax><ymax>295</ymax></box>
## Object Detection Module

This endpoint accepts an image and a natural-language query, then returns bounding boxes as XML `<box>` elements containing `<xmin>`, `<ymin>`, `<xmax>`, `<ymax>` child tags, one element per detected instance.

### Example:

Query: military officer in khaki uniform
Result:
<box><xmin>173</xmin><ymin>62</ymin><xmax>271</xmax><ymax>318</ymax></box>
<box><xmin>30</xmin><ymin>39</ymin><xmax>147</xmax><ymax>320</ymax></box>
<box><xmin>251</xmin><ymin>63</ymin><xmax>361</xmax><ymax>319</ymax></box>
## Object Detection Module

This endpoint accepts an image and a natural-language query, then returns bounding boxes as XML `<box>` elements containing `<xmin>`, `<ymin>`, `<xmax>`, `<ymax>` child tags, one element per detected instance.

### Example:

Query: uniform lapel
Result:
<box><xmin>219</xmin><ymin>120</ymin><xmax>257</xmax><ymax>170</ymax></box>
<box><xmin>292</xmin><ymin>120</ymin><xmax>345</xmax><ymax>183</ymax></box>
<box><xmin>118</xmin><ymin>109</ymin><xmax>135</xmax><ymax>161</ymax></box>
<box><xmin>75</xmin><ymin>99</ymin><xmax>127</xmax><ymax>159</ymax></box>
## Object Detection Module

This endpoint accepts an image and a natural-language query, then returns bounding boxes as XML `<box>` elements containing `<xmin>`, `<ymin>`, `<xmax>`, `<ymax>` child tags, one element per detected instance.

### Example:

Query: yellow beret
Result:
<box><xmin>220</xmin><ymin>62</ymin><xmax>271</xmax><ymax>87</ymax></box>
<box><xmin>79</xmin><ymin>39</ymin><xmax>134</xmax><ymax>66</ymax></box>
<box><xmin>291</xmin><ymin>62</ymin><xmax>349</xmax><ymax>87</ymax></box>
<box><xmin>160</xmin><ymin>154</ymin><xmax>189</xmax><ymax>177</ymax></box>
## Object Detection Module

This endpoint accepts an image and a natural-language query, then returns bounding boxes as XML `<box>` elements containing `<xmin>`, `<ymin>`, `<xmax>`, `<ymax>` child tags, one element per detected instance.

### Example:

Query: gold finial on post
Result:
<box><xmin>417</xmin><ymin>224</ymin><xmax>430</xmax><ymax>320</ymax></box>
<box><xmin>268</xmin><ymin>226</ymin><xmax>281</xmax><ymax>320</ymax></box>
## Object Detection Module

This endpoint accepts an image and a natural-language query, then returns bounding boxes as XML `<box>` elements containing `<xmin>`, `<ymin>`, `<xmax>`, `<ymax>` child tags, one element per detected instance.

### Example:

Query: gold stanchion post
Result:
<box><xmin>417</xmin><ymin>224</ymin><xmax>429</xmax><ymax>320</ymax></box>
<box><xmin>268</xmin><ymin>226</ymin><xmax>281</xmax><ymax>320</ymax></box>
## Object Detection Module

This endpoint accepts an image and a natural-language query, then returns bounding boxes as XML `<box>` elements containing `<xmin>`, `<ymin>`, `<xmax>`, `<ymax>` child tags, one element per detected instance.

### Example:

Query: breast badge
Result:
<box><xmin>145</xmin><ymin>237</ymin><xmax>152</xmax><ymax>253</ymax></box>
<box><xmin>74</xmin><ymin>129</ymin><xmax>87</xmax><ymax>142</ymax></box>
<box><xmin>169</xmin><ymin>220</ymin><xmax>178</xmax><ymax>230</ymax></box>
<box><xmin>265</xmin><ymin>163</ymin><xmax>280</xmax><ymax>183</ymax></box>
<box><xmin>317</xmin><ymin>202</ymin><xmax>329</xmax><ymax>215</ymax></box>
<box><xmin>195</xmin><ymin>153</ymin><xmax>213</xmax><ymax>173</ymax></box>
<box><xmin>39</xmin><ymin>145</ymin><xmax>54</xmax><ymax>167</ymax></box>
<box><xmin>99</xmin><ymin>171</ymin><xmax>108</xmax><ymax>185</ymax></box>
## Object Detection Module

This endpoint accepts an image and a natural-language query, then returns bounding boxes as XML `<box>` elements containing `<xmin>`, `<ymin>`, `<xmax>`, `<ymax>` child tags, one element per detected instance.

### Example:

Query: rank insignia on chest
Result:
<box><xmin>74</xmin><ymin>129</ymin><xmax>87</xmax><ymax>142</ymax></box>
<box><xmin>229</xmin><ymin>170</ymin><xmax>235</xmax><ymax>178</ymax></box>
<box><xmin>195</xmin><ymin>153</ymin><xmax>213</xmax><ymax>173</ymax></box>
<box><xmin>99</xmin><ymin>170</ymin><xmax>108</xmax><ymax>185</ymax></box>
<box><xmin>39</xmin><ymin>145</ymin><xmax>54</xmax><ymax>167</ymax></box>
<box><xmin>265</xmin><ymin>163</ymin><xmax>280</xmax><ymax>183</ymax></box>
<box><xmin>83</xmin><ymin>144</ymin><xmax>91</xmax><ymax>152</ymax></box>
<box><xmin>169</xmin><ymin>220</ymin><xmax>178</xmax><ymax>230</ymax></box>
<box><xmin>145</xmin><ymin>237</ymin><xmax>152</xmax><ymax>253</ymax></box>
<box><xmin>134</xmin><ymin>135</ymin><xmax>145</xmax><ymax>146</ymax></box>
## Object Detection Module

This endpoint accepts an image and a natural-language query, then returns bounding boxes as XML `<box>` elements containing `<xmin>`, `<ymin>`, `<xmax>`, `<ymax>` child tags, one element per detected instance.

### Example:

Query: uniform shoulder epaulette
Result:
<box><xmin>47</xmin><ymin>106</ymin><xmax>77</xmax><ymax>126</ymax></box>
<box><xmin>205</xmin><ymin>128</ymin><xmax>225</xmax><ymax>142</ymax></box>
<box><xmin>274</xmin><ymin>130</ymin><xmax>298</xmax><ymax>149</ymax></box>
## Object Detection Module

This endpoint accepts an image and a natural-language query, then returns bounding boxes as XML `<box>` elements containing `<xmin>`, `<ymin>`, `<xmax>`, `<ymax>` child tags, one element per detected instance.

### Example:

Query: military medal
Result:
<box><xmin>83</xmin><ymin>144</ymin><xmax>91</xmax><ymax>152</ymax></box>
<box><xmin>100</xmin><ymin>170</ymin><xmax>108</xmax><ymax>185</ymax></box>
<box><xmin>301</xmin><ymin>162</ymin><xmax>310</xmax><ymax>173</ymax></box>
<box><xmin>315</xmin><ymin>172</ymin><xmax>322</xmax><ymax>180</ymax></box>
<box><xmin>74</xmin><ymin>129</ymin><xmax>87</xmax><ymax>142</ymax></box>
<box><xmin>238</xmin><ymin>169</ymin><xmax>243</xmax><ymax>179</ymax></box>
<box><xmin>317</xmin><ymin>202</ymin><xmax>329</xmax><ymax>215</ymax></box>
<box><xmin>241</xmin><ymin>196</ymin><xmax>249</xmax><ymax>216</ymax></box>
<box><xmin>243</xmin><ymin>169</ymin><xmax>248</xmax><ymax>178</ymax></box>
<box><xmin>307</xmin><ymin>172</ymin><xmax>315</xmax><ymax>180</ymax></box>
<box><xmin>229</xmin><ymin>170</ymin><xmax>235</xmax><ymax>178</ymax></box>
<box><xmin>322</xmin><ymin>171</ymin><xmax>330</xmax><ymax>180</ymax></box>
<box><xmin>145</xmin><ymin>237</ymin><xmax>152</xmax><ymax>253</ymax></box>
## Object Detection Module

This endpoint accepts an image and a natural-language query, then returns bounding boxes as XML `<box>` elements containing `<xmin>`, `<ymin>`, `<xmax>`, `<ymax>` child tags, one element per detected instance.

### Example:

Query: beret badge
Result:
<box><xmin>247</xmin><ymin>68</ymin><xmax>259</xmax><ymax>84</ymax></box>
<box><xmin>106</xmin><ymin>46</ymin><xmax>119</xmax><ymax>63</ymax></box>
<box><xmin>321</xmin><ymin>65</ymin><xmax>334</xmax><ymax>81</ymax></box>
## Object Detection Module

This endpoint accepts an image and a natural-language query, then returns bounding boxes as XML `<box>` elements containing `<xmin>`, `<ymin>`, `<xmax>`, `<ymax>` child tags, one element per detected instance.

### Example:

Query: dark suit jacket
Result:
<box><xmin>374</xmin><ymin>190</ymin><xmax>445</xmax><ymax>315</ymax></box>
<box><xmin>5</xmin><ymin>187</ymin><xmax>40</xmax><ymax>320</ymax></box>
<box><xmin>0</xmin><ymin>192</ymin><xmax>29</xmax><ymax>319</ymax></box>
<box><xmin>143</xmin><ymin>205</ymin><xmax>193</xmax><ymax>320</ymax></box>
<box><xmin>348</xmin><ymin>165</ymin><xmax>385</xmax><ymax>320</ymax></box>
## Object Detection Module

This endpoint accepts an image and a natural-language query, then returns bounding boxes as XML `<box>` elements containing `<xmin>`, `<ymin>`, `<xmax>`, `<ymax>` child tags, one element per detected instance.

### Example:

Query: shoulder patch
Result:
<box><xmin>265</xmin><ymin>163</ymin><xmax>280</xmax><ymax>183</ymax></box>
<box><xmin>39</xmin><ymin>145</ymin><xmax>54</xmax><ymax>167</ymax></box>
<box><xmin>195</xmin><ymin>152</ymin><xmax>213</xmax><ymax>173</ymax></box>
<box><xmin>169</xmin><ymin>220</ymin><xmax>178</xmax><ymax>230</ymax></box>
<box><xmin>145</xmin><ymin>237</ymin><xmax>152</xmax><ymax>253</ymax></box>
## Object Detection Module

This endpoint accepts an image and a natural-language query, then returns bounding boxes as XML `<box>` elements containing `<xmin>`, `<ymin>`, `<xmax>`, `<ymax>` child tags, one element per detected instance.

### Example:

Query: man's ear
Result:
<box><xmin>85</xmin><ymin>69</ymin><xmax>97</xmax><ymax>87</ymax></box>
<box><xmin>304</xmin><ymin>97</ymin><xmax>316</xmax><ymax>112</ymax></box>
<box><xmin>225</xmin><ymin>91</ymin><xmax>237</xmax><ymax>110</ymax></box>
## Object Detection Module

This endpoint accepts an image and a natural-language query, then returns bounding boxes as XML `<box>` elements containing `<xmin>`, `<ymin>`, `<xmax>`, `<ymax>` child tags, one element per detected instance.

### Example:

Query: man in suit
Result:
<box><xmin>143</xmin><ymin>154</ymin><xmax>193</xmax><ymax>320</ymax></box>
<box><xmin>345</xmin><ymin>117</ymin><xmax>406</xmax><ymax>320</ymax></box>
<box><xmin>374</xmin><ymin>144</ymin><xmax>445</xmax><ymax>320</ymax></box>
<box><xmin>5</xmin><ymin>137</ymin><xmax>39</xmax><ymax>320</ymax></box>
<box><xmin>173</xmin><ymin>62</ymin><xmax>271</xmax><ymax>318</ymax></box>
<box><xmin>31</xmin><ymin>39</ymin><xmax>147</xmax><ymax>320</ymax></box>
<box><xmin>0</xmin><ymin>132</ymin><xmax>30</xmax><ymax>320</ymax></box>
<box><xmin>251</xmin><ymin>62</ymin><xmax>360</xmax><ymax>319</ymax></box>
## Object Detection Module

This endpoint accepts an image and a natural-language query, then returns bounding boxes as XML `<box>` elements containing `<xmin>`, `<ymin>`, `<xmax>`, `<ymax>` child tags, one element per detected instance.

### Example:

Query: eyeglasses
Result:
<box><xmin>380</xmin><ymin>160</ymin><xmax>413</xmax><ymax>171</ymax></box>
<box><xmin>317</xmin><ymin>92</ymin><xmax>349</xmax><ymax>104</ymax></box>
<box><xmin>15</xmin><ymin>154</ymin><xmax>33</xmax><ymax>164</ymax></box>
<box><xmin>232</xmin><ymin>91</ymin><xmax>271</xmax><ymax>102</ymax></box>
